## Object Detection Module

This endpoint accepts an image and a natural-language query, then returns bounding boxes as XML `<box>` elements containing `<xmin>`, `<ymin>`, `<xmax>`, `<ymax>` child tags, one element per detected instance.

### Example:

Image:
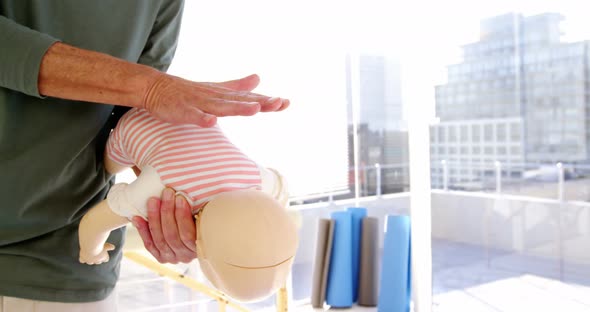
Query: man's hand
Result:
<box><xmin>132</xmin><ymin>188</ymin><xmax>196</xmax><ymax>264</ymax></box>
<box><xmin>143</xmin><ymin>73</ymin><xmax>289</xmax><ymax>127</ymax></box>
<box><xmin>39</xmin><ymin>42</ymin><xmax>290</xmax><ymax>128</ymax></box>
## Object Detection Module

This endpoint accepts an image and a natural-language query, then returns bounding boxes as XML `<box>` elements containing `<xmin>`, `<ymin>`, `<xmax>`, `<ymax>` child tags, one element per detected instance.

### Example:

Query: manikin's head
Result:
<box><xmin>195</xmin><ymin>189</ymin><xmax>299</xmax><ymax>302</ymax></box>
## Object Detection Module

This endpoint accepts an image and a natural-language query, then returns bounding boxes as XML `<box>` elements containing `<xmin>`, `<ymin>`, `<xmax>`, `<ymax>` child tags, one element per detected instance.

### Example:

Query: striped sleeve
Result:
<box><xmin>105</xmin><ymin>115</ymin><xmax>135</xmax><ymax>167</ymax></box>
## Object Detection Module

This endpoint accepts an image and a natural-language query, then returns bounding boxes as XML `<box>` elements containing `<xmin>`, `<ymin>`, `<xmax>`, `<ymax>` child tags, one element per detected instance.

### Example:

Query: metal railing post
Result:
<box><xmin>556</xmin><ymin>162</ymin><xmax>565</xmax><ymax>281</ymax></box>
<box><xmin>557</xmin><ymin>162</ymin><xmax>564</xmax><ymax>202</ymax></box>
<box><xmin>495</xmin><ymin>161</ymin><xmax>502</xmax><ymax>194</ymax></box>
<box><xmin>442</xmin><ymin>160</ymin><xmax>448</xmax><ymax>191</ymax></box>
<box><xmin>362</xmin><ymin>165</ymin><xmax>368</xmax><ymax>197</ymax></box>
<box><xmin>375</xmin><ymin>163</ymin><xmax>382</xmax><ymax>197</ymax></box>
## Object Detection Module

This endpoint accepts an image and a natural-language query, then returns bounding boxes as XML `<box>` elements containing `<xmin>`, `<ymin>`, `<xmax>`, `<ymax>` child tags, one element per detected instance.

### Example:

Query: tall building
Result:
<box><xmin>431</xmin><ymin>12</ymin><xmax>590</xmax><ymax>189</ymax></box>
<box><xmin>346</xmin><ymin>54</ymin><xmax>409</xmax><ymax>195</ymax></box>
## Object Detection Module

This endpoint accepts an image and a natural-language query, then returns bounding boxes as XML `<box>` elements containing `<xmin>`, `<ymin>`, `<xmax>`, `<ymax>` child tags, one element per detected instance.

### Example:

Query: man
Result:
<box><xmin>0</xmin><ymin>1</ymin><xmax>289</xmax><ymax>311</ymax></box>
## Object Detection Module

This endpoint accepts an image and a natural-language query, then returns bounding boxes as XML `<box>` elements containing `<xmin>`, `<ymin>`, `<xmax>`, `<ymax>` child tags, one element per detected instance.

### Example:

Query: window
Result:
<box><xmin>439</xmin><ymin>127</ymin><xmax>446</xmax><ymax>142</ymax></box>
<box><xmin>510</xmin><ymin>124</ymin><xmax>521</xmax><ymax>141</ymax></box>
<box><xmin>510</xmin><ymin>146</ymin><xmax>521</xmax><ymax>155</ymax></box>
<box><xmin>497</xmin><ymin>124</ymin><xmax>506</xmax><ymax>141</ymax></box>
<box><xmin>460</xmin><ymin>125</ymin><xmax>469</xmax><ymax>141</ymax></box>
<box><xmin>449</xmin><ymin>126</ymin><xmax>457</xmax><ymax>142</ymax></box>
<box><xmin>472</xmin><ymin>124</ymin><xmax>481</xmax><ymax>141</ymax></box>
<box><xmin>484</xmin><ymin>124</ymin><xmax>493</xmax><ymax>141</ymax></box>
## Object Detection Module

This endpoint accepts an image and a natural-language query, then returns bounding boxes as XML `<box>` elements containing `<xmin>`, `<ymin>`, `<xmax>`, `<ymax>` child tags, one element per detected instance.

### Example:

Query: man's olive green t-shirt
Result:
<box><xmin>0</xmin><ymin>0</ymin><xmax>183</xmax><ymax>302</ymax></box>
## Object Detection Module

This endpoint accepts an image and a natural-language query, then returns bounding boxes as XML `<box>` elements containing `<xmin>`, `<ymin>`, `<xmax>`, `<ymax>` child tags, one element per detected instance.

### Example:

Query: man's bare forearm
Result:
<box><xmin>38</xmin><ymin>42</ymin><xmax>161</xmax><ymax>108</ymax></box>
<box><xmin>37</xmin><ymin>42</ymin><xmax>289</xmax><ymax>128</ymax></box>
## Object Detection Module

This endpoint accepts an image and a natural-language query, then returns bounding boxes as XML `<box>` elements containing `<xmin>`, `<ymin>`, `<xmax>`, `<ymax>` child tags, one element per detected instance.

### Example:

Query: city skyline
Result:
<box><xmin>431</xmin><ymin>12</ymin><xmax>590</xmax><ymax>189</ymax></box>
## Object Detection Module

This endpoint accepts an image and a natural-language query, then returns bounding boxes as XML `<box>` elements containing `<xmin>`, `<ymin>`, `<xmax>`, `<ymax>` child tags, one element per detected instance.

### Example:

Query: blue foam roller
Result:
<box><xmin>347</xmin><ymin>207</ymin><xmax>367</xmax><ymax>302</ymax></box>
<box><xmin>378</xmin><ymin>215</ymin><xmax>411</xmax><ymax>312</ymax></box>
<box><xmin>326</xmin><ymin>210</ymin><xmax>353</xmax><ymax>308</ymax></box>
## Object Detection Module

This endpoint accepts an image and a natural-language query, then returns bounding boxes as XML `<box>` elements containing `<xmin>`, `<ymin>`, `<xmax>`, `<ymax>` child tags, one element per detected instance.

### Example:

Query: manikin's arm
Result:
<box><xmin>79</xmin><ymin>151</ymin><xmax>168</xmax><ymax>265</ymax></box>
<box><xmin>78</xmin><ymin>200</ymin><xmax>129</xmax><ymax>265</ymax></box>
<box><xmin>78</xmin><ymin>152</ymin><xmax>131</xmax><ymax>265</ymax></box>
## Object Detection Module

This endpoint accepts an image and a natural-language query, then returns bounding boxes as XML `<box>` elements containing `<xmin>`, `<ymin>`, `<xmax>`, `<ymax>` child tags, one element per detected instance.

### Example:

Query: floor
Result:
<box><xmin>116</xmin><ymin>239</ymin><xmax>590</xmax><ymax>312</ymax></box>
<box><xmin>431</xmin><ymin>240</ymin><xmax>590</xmax><ymax>312</ymax></box>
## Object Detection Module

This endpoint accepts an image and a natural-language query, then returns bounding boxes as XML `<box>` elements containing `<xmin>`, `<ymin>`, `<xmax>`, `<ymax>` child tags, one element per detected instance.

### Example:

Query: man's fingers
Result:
<box><xmin>160</xmin><ymin>190</ymin><xmax>185</xmax><ymax>253</ymax></box>
<box><xmin>259</xmin><ymin>97</ymin><xmax>286</xmax><ymax>112</ymax></box>
<box><xmin>104</xmin><ymin>243</ymin><xmax>116</xmax><ymax>251</ymax></box>
<box><xmin>276</xmin><ymin>99</ymin><xmax>290</xmax><ymax>112</ymax></box>
<box><xmin>132</xmin><ymin>215</ymin><xmax>162</xmax><ymax>261</ymax></box>
<box><xmin>214</xmin><ymin>74</ymin><xmax>260</xmax><ymax>91</ymax></box>
<box><xmin>204</xmin><ymin>78</ymin><xmax>289</xmax><ymax>112</ymax></box>
<box><xmin>205</xmin><ymin>87</ymin><xmax>277</xmax><ymax>106</ymax></box>
<box><xmin>194</xmin><ymin>86</ymin><xmax>287</xmax><ymax>114</ymax></box>
<box><xmin>137</xmin><ymin>193</ymin><xmax>196</xmax><ymax>264</ymax></box>
<box><xmin>210</xmin><ymin>74</ymin><xmax>289</xmax><ymax>111</ymax></box>
<box><xmin>202</xmin><ymin>99</ymin><xmax>261</xmax><ymax>117</ymax></box>
<box><xmin>175</xmin><ymin>196</ymin><xmax>197</xmax><ymax>253</ymax></box>
<box><xmin>162</xmin><ymin>195</ymin><xmax>197</xmax><ymax>263</ymax></box>
<box><xmin>161</xmin><ymin>106</ymin><xmax>217</xmax><ymax>128</ymax></box>
<box><xmin>147</xmin><ymin>195</ymin><xmax>177</xmax><ymax>263</ymax></box>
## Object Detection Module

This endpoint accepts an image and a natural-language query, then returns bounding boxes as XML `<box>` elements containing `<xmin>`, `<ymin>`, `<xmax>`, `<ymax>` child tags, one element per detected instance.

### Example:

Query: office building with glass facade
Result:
<box><xmin>431</xmin><ymin>12</ymin><xmax>590</xmax><ymax>188</ymax></box>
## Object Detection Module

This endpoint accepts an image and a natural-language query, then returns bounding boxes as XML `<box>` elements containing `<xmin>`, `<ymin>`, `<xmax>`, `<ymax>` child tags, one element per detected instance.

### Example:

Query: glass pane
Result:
<box><xmin>428</xmin><ymin>3</ymin><xmax>590</xmax><ymax>311</ymax></box>
<box><xmin>347</xmin><ymin>54</ymin><xmax>410</xmax><ymax>198</ymax></box>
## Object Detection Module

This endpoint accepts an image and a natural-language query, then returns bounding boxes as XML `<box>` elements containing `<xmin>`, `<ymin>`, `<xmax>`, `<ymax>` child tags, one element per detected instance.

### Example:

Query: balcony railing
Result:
<box><xmin>291</xmin><ymin>161</ymin><xmax>590</xmax><ymax>205</ymax></box>
<box><xmin>432</xmin><ymin>160</ymin><xmax>590</xmax><ymax>202</ymax></box>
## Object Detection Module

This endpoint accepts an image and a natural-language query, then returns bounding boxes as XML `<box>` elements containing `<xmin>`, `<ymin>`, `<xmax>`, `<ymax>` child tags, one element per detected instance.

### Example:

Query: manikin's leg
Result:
<box><xmin>78</xmin><ymin>200</ymin><xmax>129</xmax><ymax>265</ymax></box>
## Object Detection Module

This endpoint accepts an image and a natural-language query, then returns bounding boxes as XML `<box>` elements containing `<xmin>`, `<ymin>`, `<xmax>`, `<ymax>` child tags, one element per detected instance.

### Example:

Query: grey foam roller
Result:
<box><xmin>310</xmin><ymin>219</ymin><xmax>335</xmax><ymax>308</ymax></box>
<box><xmin>358</xmin><ymin>217</ymin><xmax>379</xmax><ymax>306</ymax></box>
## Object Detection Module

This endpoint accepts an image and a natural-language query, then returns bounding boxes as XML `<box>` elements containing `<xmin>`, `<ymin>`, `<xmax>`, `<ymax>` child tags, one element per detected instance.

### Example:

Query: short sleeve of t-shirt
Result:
<box><xmin>0</xmin><ymin>16</ymin><xmax>59</xmax><ymax>97</ymax></box>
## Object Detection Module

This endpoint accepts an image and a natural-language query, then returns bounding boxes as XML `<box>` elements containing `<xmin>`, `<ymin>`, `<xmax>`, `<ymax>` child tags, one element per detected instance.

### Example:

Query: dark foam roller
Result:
<box><xmin>358</xmin><ymin>217</ymin><xmax>379</xmax><ymax>306</ymax></box>
<box><xmin>310</xmin><ymin>218</ymin><xmax>335</xmax><ymax>308</ymax></box>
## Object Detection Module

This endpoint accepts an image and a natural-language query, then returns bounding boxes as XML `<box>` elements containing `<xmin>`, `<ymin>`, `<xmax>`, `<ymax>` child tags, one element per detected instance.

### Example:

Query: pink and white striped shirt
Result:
<box><xmin>106</xmin><ymin>108</ymin><xmax>262</xmax><ymax>208</ymax></box>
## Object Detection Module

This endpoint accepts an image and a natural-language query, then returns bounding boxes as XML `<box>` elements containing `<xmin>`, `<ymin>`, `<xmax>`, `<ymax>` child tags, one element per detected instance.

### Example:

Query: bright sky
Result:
<box><xmin>171</xmin><ymin>0</ymin><xmax>590</xmax><ymax>118</ymax></box>
<box><xmin>166</xmin><ymin>0</ymin><xmax>590</xmax><ymax>196</ymax></box>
